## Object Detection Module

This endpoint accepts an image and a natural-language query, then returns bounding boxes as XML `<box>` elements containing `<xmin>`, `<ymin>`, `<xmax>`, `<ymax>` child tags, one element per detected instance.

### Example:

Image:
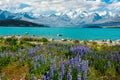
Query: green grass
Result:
<box><xmin>0</xmin><ymin>36</ymin><xmax>120</xmax><ymax>80</ymax></box>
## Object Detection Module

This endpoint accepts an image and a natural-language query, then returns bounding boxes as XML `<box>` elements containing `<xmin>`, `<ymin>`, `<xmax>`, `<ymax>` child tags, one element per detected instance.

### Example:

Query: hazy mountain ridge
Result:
<box><xmin>0</xmin><ymin>10</ymin><xmax>120</xmax><ymax>27</ymax></box>
<box><xmin>0</xmin><ymin>19</ymin><xmax>47</xmax><ymax>27</ymax></box>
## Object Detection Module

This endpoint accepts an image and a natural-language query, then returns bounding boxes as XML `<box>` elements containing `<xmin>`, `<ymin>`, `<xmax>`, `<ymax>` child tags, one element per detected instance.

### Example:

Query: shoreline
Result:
<box><xmin>1</xmin><ymin>35</ymin><xmax>120</xmax><ymax>46</ymax></box>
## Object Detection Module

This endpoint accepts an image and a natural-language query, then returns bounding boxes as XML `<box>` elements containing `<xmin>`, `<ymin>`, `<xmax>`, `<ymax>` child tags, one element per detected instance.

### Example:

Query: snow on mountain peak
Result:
<box><xmin>1</xmin><ymin>9</ymin><xmax>120</xmax><ymax>27</ymax></box>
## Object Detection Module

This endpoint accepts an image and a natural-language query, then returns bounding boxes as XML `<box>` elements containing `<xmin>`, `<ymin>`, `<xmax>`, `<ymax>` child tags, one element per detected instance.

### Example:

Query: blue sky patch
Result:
<box><xmin>19</xmin><ymin>3</ymin><xmax>30</xmax><ymax>9</ymax></box>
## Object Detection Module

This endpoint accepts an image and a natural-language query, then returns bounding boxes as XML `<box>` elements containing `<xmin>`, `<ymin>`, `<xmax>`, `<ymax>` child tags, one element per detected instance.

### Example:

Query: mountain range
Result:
<box><xmin>0</xmin><ymin>9</ymin><xmax>120</xmax><ymax>27</ymax></box>
<box><xmin>0</xmin><ymin>19</ymin><xmax>46</xmax><ymax>27</ymax></box>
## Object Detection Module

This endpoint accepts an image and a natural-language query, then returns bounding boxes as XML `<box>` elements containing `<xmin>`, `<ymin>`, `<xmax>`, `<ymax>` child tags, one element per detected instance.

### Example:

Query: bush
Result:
<box><xmin>0</xmin><ymin>46</ymin><xmax>6</xmax><ymax>52</ymax></box>
<box><xmin>73</xmin><ymin>40</ymin><xmax>80</xmax><ymax>44</ymax></box>
<box><xmin>0</xmin><ymin>37</ymin><xmax>3</xmax><ymax>43</ymax></box>
<box><xmin>21</xmin><ymin>37</ymin><xmax>35</xmax><ymax>41</ymax></box>
<box><xmin>5</xmin><ymin>37</ymin><xmax>17</xmax><ymax>46</ymax></box>
<box><xmin>0</xmin><ymin>54</ymin><xmax>11</xmax><ymax>70</ymax></box>
<box><xmin>40</xmin><ymin>38</ymin><xmax>48</xmax><ymax>42</ymax></box>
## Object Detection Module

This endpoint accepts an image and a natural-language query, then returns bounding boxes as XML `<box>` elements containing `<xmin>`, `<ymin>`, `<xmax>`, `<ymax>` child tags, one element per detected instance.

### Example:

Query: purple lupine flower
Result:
<box><xmin>41</xmin><ymin>55</ymin><xmax>45</xmax><ymax>64</ymax></box>
<box><xmin>107</xmin><ymin>61</ymin><xmax>111</xmax><ymax>68</ymax></box>
<box><xmin>70</xmin><ymin>46</ymin><xmax>89</xmax><ymax>54</ymax></box>
<box><xmin>46</xmin><ymin>76</ymin><xmax>50</xmax><ymax>80</ymax></box>
<box><xmin>45</xmin><ymin>72</ymin><xmax>49</xmax><ymax>79</ymax></box>
<box><xmin>105</xmin><ymin>54</ymin><xmax>108</xmax><ymax>59</ymax></box>
<box><xmin>48</xmin><ymin>43</ymin><xmax>52</xmax><ymax>48</ymax></box>
<box><xmin>110</xmin><ymin>54</ymin><xmax>114</xmax><ymax>61</ymax></box>
<box><xmin>33</xmin><ymin>57</ymin><xmax>38</xmax><ymax>62</ymax></box>
<box><xmin>77</xmin><ymin>73</ymin><xmax>81</xmax><ymax>80</ymax></box>
<box><xmin>60</xmin><ymin>60</ymin><xmax>63</xmax><ymax>70</ymax></box>
<box><xmin>33</xmin><ymin>55</ymin><xmax>41</xmax><ymax>62</ymax></box>
<box><xmin>59</xmin><ymin>59</ymin><xmax>65</xmax><ymax>79</ymax></box>
<box><xmin>117</xmin><ymin>56</ymin><xmax>120</xmax><ymax>62</ymax></box>
<box><xmin>77</xmin><ymin>63</ymin><xmax>81</xmax><ymax>73</ymax></box>
<box><xmin>42</xmin><ymin>75</ymin><xmax>46</xmax><ymax>80</ymax></box>
<box><xmin>50</xmin><ymin>66</ymin><xmax>54</xmax><ymax>78</ymax></box>
<box><xmin>18</xmin><ymin>48</ymin><xmax>23</xmax><ymax>53</ymax></box>
<box><xmin>67</xmin><ymin>68</ymin><xmax>72</xmax><ymax>80</ymax></box>
<box><xmin>53</xmin><ymin>57</ymin><xmax>56</xmax><ymax>69</ymax></box>
<box><xmin>35</xmin><ymin>46</ymin><xmax>39</xmax><ymax>51</ymax></box>
<box><xmin>74</xmin><ymin>56</ymin><xmax>80</xmax><ymax>67</ymax></box>
<box><xmin>83</xmin><ymin>71</ymin><xmax>87</xmax><ymax>80</ymax></box>
<box><xmin>28</xmin><ymin>50</ymin><xmax>35</xmax><ymax>56</ymax></box>
<box><xmin>48</xmin><ymin>54</ymin><xmax>51</xmax><ymax>60</ymax></box>
<box><xmin>67</xmin><ymin>74</ymin><xmax>72</xmax><ymax>80</ymax></box>
<box><xmin>81</xmin><ymin>60</ymin><xmax>88</xmax><ymax>72</ymax></box>
<box><xmin>31</xmin><ymin>74</ymin><xmax>37</xmax><ymax>80</ymax></box>
<box><xmin>58</xmin><ymin>71</ymin><xmax>63</xmax><ymax>80</ymax></box>
<box><xmin>62</xmin><ymin>64</ymin><xmax>65</xmax><ymax>75</ymax></box>
<box><xmin>11</xmin><ymin>53</ymin><xmax>15</xmax><ymax>58</ymax></box>
<box><xmin>70</xmin><ymin>58</ymin><xmax>74</xmax><ymax>66</ymax></box>
<box><xmin>68</xmin><ymin>67</ymin><xmax>72</xmax><ymax>72</ymax></box>
<box><xmin>72</xmin><ymin>58</ymin><xmax>76</xmax><ymax>68</ymax></box>
<box><xmin>70</xmin><ymin>46</ymin><xmax>89</xmax><ymax>63</ymax></box>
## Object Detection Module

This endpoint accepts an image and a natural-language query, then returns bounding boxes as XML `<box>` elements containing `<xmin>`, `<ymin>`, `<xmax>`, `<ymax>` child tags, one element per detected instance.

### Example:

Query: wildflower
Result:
<box><xmin>31</xmin><ymin>74</ymin><xmax>37</xmax><ymax>80</ymax></box>
<box><xmin>77</xmin><ymin>73</ymin><xmax>81</xmax><ymax>80</ymax></box>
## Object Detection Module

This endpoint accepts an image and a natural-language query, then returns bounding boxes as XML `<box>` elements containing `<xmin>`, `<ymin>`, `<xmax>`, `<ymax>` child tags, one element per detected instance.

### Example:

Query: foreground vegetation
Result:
<box><xmin>0</xmin><ymin>36</ymin><xmax>120</xmax><ymax>80</ymax></box>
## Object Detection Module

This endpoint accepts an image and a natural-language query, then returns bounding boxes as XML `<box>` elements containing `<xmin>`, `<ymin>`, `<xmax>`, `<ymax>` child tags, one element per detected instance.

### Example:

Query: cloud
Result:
<box><xmin>0</xmin><ymin>0</ymin><xmax>120</xmax><ymax>15</ymax></box>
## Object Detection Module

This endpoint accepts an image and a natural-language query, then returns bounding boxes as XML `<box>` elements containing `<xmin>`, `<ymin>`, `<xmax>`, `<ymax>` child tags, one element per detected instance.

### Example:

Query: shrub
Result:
<box><xmin>73</xmin><ymin>40</ymin><xmax>80</xmax><ymax>44</ymax></box>
<box><xmin>0</xmin><ymin>46</ymin><xmax>6</xmax><ymax>52</ymax></box>
<box><xmin>4</xmin><ymin>37</ymin><xmax>17</xmax><ymax>46</ymax></box>
<box><xmin>40</xmin><ymin>38</ymin><xmax>48</xmax><ymax>42</ymax></box>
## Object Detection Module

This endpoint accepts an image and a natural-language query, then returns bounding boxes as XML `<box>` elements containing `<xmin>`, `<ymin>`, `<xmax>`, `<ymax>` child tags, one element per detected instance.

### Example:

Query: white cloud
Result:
<box><xmin>108</xmin><ymin>2</ymin><xmax>120</xmax><ymax>10</ymax></box>
<box><xmin>0</xmin><ymin>0</ymin><xmax>120</xmax><ymax>15</ymax></box>
<box><xmin>95</xmin><ymin>11</ymin><xmax>107</xmax><ymax>16</ymax></box>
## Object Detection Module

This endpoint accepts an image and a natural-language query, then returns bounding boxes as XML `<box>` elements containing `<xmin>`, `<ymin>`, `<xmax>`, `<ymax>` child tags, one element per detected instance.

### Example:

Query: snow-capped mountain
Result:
<box><xmin>0</xmin><ymin>9</ymin><xmax>120</xmax><ymax>27</ymax></box>
<box><xmin>0</xmin><ymin>10</ymin><xmax>35</xmax><ymax>20</ymax></box>
<box><xmin>0</xmin><ymin>10</ymin><xmax>16</xmax><ymax>20</ymax></box>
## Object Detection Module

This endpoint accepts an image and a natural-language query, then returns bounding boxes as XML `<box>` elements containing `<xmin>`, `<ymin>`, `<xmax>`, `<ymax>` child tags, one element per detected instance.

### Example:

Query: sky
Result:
<box><xmin>0</xmin><ymin>0</ymin><xmax>120</xmax><ymax>15</ymax></box>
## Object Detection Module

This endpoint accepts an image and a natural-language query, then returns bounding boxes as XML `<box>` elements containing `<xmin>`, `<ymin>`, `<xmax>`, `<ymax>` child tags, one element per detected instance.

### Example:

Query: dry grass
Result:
<box><xmin>0</xmin><ymin>62</ymin><xmax>29</xmax><ymax>80</ymax></box>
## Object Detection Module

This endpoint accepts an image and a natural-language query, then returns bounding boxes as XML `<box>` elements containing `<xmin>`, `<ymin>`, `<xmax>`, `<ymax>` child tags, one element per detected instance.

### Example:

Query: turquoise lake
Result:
<box><xmin>0</xmin><ymin>27</ymin><xmax>120</xmax><ymax>40</ymax></box>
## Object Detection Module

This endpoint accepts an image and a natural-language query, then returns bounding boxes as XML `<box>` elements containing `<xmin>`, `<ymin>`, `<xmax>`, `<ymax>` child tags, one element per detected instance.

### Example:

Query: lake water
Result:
<box><xmin>0</xmin><ymin>27</ymin><xmax>120</xmax><ymax>40</ymax></box>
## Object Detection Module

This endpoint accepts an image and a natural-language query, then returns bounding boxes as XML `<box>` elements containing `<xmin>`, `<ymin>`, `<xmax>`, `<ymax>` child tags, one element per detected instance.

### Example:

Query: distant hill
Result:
<box><xmin>0</xmin><ymin>19</ymin><xmax>47</xmax><ymax>27</ymax></box>
<box><xmin>83</xmin><ymin>25</ymin><xmax>102</xmax><ymax>28</ymax></box>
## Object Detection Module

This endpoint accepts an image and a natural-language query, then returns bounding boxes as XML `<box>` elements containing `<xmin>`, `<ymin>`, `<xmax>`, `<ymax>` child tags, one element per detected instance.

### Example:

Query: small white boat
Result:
<box><xmin>57</xmin><ymin>34</ymin><xmax>62</xmax><ymax>36</ymax></box>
